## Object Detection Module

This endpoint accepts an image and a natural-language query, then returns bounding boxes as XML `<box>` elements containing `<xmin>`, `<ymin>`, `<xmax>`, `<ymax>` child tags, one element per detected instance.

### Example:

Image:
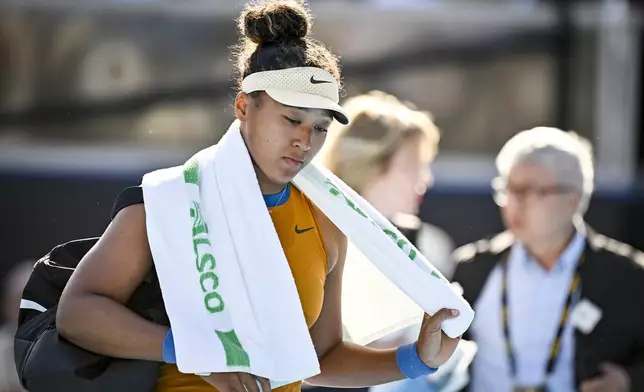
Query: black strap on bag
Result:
<box><xmin>14</xmin><ymin>236</ymin><xmax>168</xmax><ymax>392</ymax></box>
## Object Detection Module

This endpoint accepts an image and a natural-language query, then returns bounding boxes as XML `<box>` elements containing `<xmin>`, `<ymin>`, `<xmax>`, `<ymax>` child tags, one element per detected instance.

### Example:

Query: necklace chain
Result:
<box><xmin>268</xmin><ymin>185</ymin><xmax>288</xmax><ymax>214</ymax></box>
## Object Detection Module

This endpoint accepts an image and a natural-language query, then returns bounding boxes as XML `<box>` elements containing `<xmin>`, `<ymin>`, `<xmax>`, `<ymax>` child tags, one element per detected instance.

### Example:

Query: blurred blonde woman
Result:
<box><xmin>305</xmin><ymin>91</ymin><xmax>460</xmax><ymax>392</ymax></box>
<box><xmin>318</xmin><ymin>90</ymin><xmax>454</xmax><ymax>278</ymax></box>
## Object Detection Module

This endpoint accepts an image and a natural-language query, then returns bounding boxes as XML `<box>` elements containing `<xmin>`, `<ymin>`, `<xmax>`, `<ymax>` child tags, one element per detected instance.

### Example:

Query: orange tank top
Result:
<box><xmin>154</xmin><ymin>184</ymin><xmax>328</xmax><ymax>392</ymax></box>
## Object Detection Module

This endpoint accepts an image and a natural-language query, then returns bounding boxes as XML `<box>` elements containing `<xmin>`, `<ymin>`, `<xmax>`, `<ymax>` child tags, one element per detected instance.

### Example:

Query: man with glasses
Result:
<box><xmin>450</xmin><ymin>127</ymin><xmax>644</xmax><ymax>392</ymax></box>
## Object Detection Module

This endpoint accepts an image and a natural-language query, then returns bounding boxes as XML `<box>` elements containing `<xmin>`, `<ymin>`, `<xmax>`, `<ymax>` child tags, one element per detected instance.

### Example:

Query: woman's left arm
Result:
<box><xmin>305</xmin><ymin>232</ymin><xmax>461</xmax><ymax>388</ymax></box>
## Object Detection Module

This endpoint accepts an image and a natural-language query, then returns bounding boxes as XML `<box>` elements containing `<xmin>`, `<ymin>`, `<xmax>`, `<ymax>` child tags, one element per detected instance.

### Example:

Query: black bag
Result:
<box><xmin>14</xmin><ymin>237</ymin><xmax>168</xmax><ymax>392</ymax></box>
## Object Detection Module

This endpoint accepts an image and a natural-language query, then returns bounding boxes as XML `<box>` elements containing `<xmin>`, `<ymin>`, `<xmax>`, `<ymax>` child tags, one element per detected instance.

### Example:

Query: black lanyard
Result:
<box><xmin>500</xmin><ymin>251</ymin><xmax>584</xmax><ymax>382</ymax></box>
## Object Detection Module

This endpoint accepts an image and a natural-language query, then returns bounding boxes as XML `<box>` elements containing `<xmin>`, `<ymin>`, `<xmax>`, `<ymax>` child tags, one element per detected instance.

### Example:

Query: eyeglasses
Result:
<box><xmin>491</xmin><ymin>177</ymin><xmax>576</xmax><ymax>206</ymax></box>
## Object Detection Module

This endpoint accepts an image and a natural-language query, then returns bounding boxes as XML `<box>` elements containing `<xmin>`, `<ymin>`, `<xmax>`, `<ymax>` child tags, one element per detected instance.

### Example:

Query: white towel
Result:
<box><xmin>293</xmin><ymin>161</ymin><xmax>473</xmax><ymax>338</ymax></box>
<box><xmin>142</xmin><ymin>122</ymin><xmax>318</xmax><ymax>385</ymax></box>
<box><xmin>142</xmin><ymin>120</ymin><xmax>474</xmax><ymax>384</ymax></box>
<box><xmin>340</xmin><ymin>243</ymin><xmax>424</xmax><ymax>346</ymax></box>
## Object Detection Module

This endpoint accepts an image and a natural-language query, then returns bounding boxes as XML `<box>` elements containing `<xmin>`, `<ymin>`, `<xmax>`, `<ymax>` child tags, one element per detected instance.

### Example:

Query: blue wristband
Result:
<box><xmin>162</xmin><ymin>329</ymin><xmax>177</xmax><ymax>364</ymax></box>
<box><xmin>396</xmin><ymin>342</ymin><xmax>438</xmax><ymax>379</ymax></box>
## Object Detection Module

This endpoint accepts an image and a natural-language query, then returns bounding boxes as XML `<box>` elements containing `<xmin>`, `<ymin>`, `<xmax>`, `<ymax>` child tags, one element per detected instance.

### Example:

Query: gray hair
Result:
<box><xmin>495</xmin><ymin>126</ymin><xmax>595</xmax><ymax>215</ymax></box>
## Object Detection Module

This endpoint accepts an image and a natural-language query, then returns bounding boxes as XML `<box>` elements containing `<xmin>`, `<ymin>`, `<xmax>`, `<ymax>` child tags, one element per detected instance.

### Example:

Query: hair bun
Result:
<box><xmin>240</xmin><ymin>0</ymin><xmax>312</xmax><ymax>45</ymax></box>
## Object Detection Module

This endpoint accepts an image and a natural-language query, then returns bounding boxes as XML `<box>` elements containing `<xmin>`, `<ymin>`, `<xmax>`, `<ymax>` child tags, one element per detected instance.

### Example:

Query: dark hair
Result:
<box><xmin>234</xmin><ymin>0</ymin><xmax>341</xmax><ymax>89</ymax></box>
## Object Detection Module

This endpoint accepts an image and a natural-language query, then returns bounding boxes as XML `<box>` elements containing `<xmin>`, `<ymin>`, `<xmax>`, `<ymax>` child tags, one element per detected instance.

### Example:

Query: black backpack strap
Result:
<box><xmin>18</xmin><ymin>238</ymin><xmax>99</xmax><ymax>326</ymax></box>
<box><xmin>111</xmin><ymin>186</ymin><xmax>144</xmax><ymax>220</ymax></box>
<box><xmin>110</xmin><ymin>186</ymin><xmax>167</xmax><ymax>325</ymax></box>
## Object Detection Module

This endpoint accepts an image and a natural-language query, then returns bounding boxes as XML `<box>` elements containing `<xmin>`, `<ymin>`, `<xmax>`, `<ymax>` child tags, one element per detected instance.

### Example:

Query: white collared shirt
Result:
<box><xmin>470</xmin><ymin>232</ymin><xmax>586</xmax><ymax>392</ymax></box>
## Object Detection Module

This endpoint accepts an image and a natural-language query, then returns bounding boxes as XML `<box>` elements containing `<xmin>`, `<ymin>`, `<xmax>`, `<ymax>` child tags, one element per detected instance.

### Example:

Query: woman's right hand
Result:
<box><xmin>201</xmin><ymin>372</ymin><xmax>271</xmax><ymax>392</ymax></box>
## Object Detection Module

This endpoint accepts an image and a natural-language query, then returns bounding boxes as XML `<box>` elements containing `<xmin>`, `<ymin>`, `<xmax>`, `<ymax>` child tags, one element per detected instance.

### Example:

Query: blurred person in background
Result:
<box><xmin>0</xmin><ymin>261</ymin><xmax>32</xmax><ymax>392</ymax></box>
<box><xmin>309</xmin><ymin>91</ymin><xmax>462</xmax><ymax>392</ymax></box>
<box><xmin>319</xmin><ymin>90</ymin><xmax>454</xmax><ymax>279</ymax></box>
<box><xmin>451</xmin><ymin>127</ymin><xmax>644</xmax><ymax>392</ymax></box>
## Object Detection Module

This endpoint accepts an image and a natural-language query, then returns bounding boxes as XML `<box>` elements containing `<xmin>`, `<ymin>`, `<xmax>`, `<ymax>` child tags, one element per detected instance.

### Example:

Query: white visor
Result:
<box><xmin>241</xmin><ymin>67</ymin><xmax>349</xmax><ymax>125</ymax></box>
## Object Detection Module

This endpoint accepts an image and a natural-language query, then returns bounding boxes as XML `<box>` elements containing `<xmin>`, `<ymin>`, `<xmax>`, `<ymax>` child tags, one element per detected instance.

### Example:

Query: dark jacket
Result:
<box><xmin>451</xmin><ymin>227</ymin><xmax>644</xmax><ymax>391</ymax></box>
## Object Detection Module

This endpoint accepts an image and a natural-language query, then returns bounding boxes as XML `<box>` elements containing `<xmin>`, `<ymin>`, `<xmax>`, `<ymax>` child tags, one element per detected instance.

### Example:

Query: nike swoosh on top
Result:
<box><xmin>295</xmin><ymin>225</ymin><xmax>314</xmax><ymax>234</ymax></box>
<box><xmin>310</xmin><ymin>76</ymin><xmax>332</xmax><ymax>85</ymax></box>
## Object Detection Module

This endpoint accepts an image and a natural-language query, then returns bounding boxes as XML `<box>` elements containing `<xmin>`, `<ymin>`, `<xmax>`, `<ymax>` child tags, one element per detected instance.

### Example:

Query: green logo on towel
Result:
<box><xmin>184</xmin><ymin>158</ymin><xmax>199</xmax><ymax>185</ymax></box>
<box><xmin>216</xmin><ymin>330</ymin><xmax>251</xmax><ymax>367</ymax></box>
<box><xmin>383</xmin><ymin>229</ymin><xmax>417</xmax><ymax>261</ymax></box>
<box><xmin>183</xmin><ymin>162</ymin><xmax>251</xmax><ymax>367</ymax></box>
<box><xmin>190</xmin><ymin>201</ymin><xmax>224</xmax><ymax>314</ymax></box>
<box><xmin>326</xmin><ymin>180</ymin><xmax>368</xmax><ymax>218</ymax></box>
<box><xmin>191</xmin><ymin>201</ymin><xmax>209</xmax><ymax>238</ymax></box>
<box><xmin>324</xmin><ymin>178</ymin><xmax>445</xmax><ymax>281</ymax></box>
